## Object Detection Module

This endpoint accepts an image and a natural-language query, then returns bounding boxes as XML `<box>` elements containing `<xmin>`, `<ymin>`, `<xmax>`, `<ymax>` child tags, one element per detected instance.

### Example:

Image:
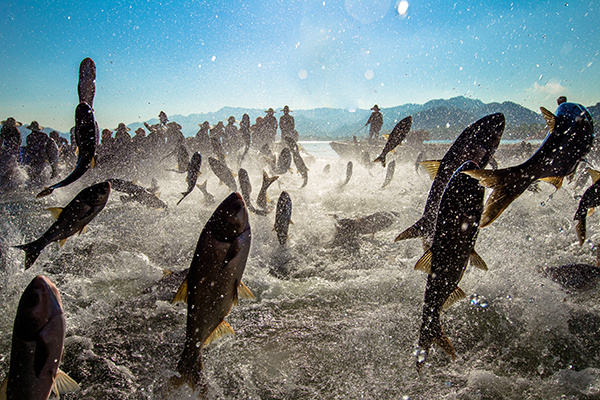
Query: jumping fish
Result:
<box><xmin>16</xmin><ymin>181</ymin><xmax>111</xmax><ymax>269</ymax></box>
<box><xmin>208</xmin><ymin>157</ymin><xmax>237</xmax><ymax>192</ymax></box>
<box><xmin>395</xmin><ymin>113</ymin><xmax>505</xmax><ymax>248</ymax></box>
<box><xmin>291</xmin><ymin>148</ymin><xmax>308</xmax><ymax>188</ymax></box>
<box><xmin>373</xmin><ymin>116</ymin><xmax>412</xmax><ymax>166</ymax></box>
<box><xmin>274</xmin><ymin>191</ymin><xmax>292</xmax><ymax>245</ymax></box>
<box><xmin>171</xmin><ymin>193</ymin><xmax>254</xmax><ymax>390</ymax></box>
<box><xmin>256</xmin><ymin>171</ymin><xmax>279</xmax><ymax>211</ymax></box>
<box><xmin>465</xmin><ymin>103</ymin><xmax>594</xmax><ymax>227</ymax></box>
<box><xmin>36</xmin><ymin>102</ymin><xmax>97</xmax><ymax>198</ymax></box>
<box><xmin>341</xmin><ymin>161</ymin><xmax>353</xmax><ymax>187</ymax></box>
<box><xmin>77</xmin><ymin>57</ymin><xmax>96</xmax><ymax>106</ymax></box>
<box><xmin>196</xmin><ymin>180</ymin><xmax>216</xmax><ymax>204</ymax></box>
<box><xmin>274</xmin><ymin>147</ymin><xmax>292</xmax><ymax>175</ymax></box>
<box><xmin>574</xmin><ymin>168</ymin><xmax>600</xmax><ymax>245</ymax></box>
<box><xmin>177</xmin><ymin>152</ymin><xmax>202</xmax><ymax>205</ymax></box>
<box><xmin>164</xmin><ymin>144</ymin><xmax>190</xmax><ymax>173</ymax></box>
<box><xmin>381</xmin><ymin>160</ymin><xmax>396</xmax><ymax>188</ymax></box>
<box><xmin>0</xmin><ymin>276</ymin><xmax>79</xmax><ymax>400</ymax></box>
<box><xmin>237</xmin><ymin>168</ymin><xmax>253</xmax><ymax>208</ymax></box>
<box><xmin>108</xmin><ymin>178</ymin><xmax>167</xmax><ymax>209</ymax></box>
<box><xmin>415</xmin><ymin>161</ymin><xmax>487</xmax><ymax>370</ymax></box>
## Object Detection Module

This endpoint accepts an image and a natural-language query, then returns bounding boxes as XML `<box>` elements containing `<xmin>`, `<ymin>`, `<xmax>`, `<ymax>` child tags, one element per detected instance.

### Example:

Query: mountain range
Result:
<box><xmin>16</xmin><ymin>96</ymin><xmax>600</xmax><ymax>141</ymax></box>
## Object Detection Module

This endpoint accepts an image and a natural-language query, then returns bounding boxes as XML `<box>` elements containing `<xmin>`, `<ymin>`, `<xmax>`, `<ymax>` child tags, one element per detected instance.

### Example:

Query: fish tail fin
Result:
<box><xmin>395</xmin><ymin>219</ymin><xmax>425</xmax><ymax>242</ymax></box>
<box><xmin>418</xmin><ymin>317</ymin><xmax>456</xmax><ymax>367</ymax></box>
<box><xmin>36</xmin><ymin>187</ymin><xmax>54</xmax><ymax>198</ymax></box>
<box><xmin>463</xmin><ymin>168</ymin><xmax>531</xmax><ymax>227</ymax></box>
<box><xmin>169</xmin><ymin>368</ymin><xmax>207</xmax><ymax>394</ymax></box>
<box><xmin>373</xmin><ymin>154</ymin><xmax>386</xmax><ymax>167</ymax></box>
<box><xmin>576</xmin><ymin>216</ymin><xmax>587</xmax><ymax>246</ymax></box>
<box><xmin>196</xmin><ymin>180</ymin><xmax>207</xmax><ymax>191</ymax></box>
<box><xmin>263</xmin><ymin>170</ymin><xmax>279</xmax><ymax>186</ymax></box>
<box><xmin>14</xmin><ymin>240</ymin><xmax>45</xmax><ymax>270</ymax></box>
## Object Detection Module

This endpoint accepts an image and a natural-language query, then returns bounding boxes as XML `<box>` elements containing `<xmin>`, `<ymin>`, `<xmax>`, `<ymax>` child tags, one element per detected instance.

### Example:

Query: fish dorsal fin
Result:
<box><xmin>395</xmin><ymin>221</ymin><xmax>424</xmax><ymax>242</ymax></box>
<box><xmin>469</xmin><ymin>250</ymin><xmax>488</xmax><ymax>271</ymax></box>
<box><xmin>47</xmin><ymin>207</ymin><xmax>63</xmax><ymax>220</ymax></box>
<box><xmin>203</xmin><ymin>320</ymin><xmax>234</xmax><ymax>347</ymax></box>
<box><xmin>238</xmin><ymin>282</ymin><xmax>256</xmax><ymax>301</ymax></box>
<box><xmin>90</xmin><ymin>156</ymin><xmax>96</xmax><ymax>169</ymax></box>
<box><xmin>588</xmin><ymin>168</ymin><xmax>600</xmax><ymax>184</ymax></box>
<box><xmin>539</xmin><ymin>176</ymin><xmax>564</xmax><ymax>190</ymax></box>
<box><xmin>540</xmin><ymin>107</ymin><xmax>556</xmax><ymax>132</ymax></box>
<box><xmin>58</xmin><ymin>238</ymin><xmax>68</xmax><ymax>248</ymax></box>
<box><xmin>415</xmin><ymin>249</ymin><xmax>433</xmax><ymax>274</ymax></box>
<box><xmin>442</xmin><ymin>287</ymin><xmax>466</xmax><ymax>310</ymax></box>
<box><xmin>0</xmin><ymin>375</ymin><xmax>8</xmax><ymax>400</ymax></box>
<box><xmin>52</xmin><ymin>369</ymin><xmax>80</xmax><ymax>396</ymax></box>
<box><xmin>420</xmin><ymin>160</ymin><xmax>442</xmax><ymax>180</ymax></box>
<box><xmin>75</xmin><ymin>146</ymin><xmax>79</xmax><ymax>156</ymax></box>
<box><xmin>382</xmin><ymin>134</ymin><xmax>390</xmax><ymax>140</ymax></box>
<box><xmin>588</xmin><ymin>207</ymin><xmax>595</xmax><ymax>217</ymax></box>
<box><xmin>172</xmin><ymin>278</ymin><xmax>188</xmax><ymax>304</ymax></box>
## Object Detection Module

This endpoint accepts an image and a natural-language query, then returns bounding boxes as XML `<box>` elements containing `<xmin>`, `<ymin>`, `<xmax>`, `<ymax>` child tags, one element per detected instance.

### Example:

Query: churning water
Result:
<box><xmin>1</xmin><ymin>142</ymin><xmax>600</xmax><ymax>399</ymax></box>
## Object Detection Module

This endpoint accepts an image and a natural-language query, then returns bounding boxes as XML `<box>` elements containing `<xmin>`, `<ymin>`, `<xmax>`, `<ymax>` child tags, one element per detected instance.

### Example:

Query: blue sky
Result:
<box><xmin>0</xmin><ymin>0</ymin><xmax>598</xmax><ymax>132</ymax></box>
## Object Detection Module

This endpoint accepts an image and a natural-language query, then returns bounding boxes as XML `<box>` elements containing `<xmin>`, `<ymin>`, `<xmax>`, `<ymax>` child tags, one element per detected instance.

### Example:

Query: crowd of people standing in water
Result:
<box><xmin>0</xmin><ymin>105</ymin><xmax>301</xmax><ymax>188</ymax></box>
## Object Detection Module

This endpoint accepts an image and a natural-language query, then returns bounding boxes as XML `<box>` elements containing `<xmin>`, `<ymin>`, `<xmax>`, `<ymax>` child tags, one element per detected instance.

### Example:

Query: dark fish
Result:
<box><xmin>177</xmin><ymin>152</ymin><xmax>202</xmax><ymax>205</ymax></box>
<box><xmin>171</xmin><ymin>193</ymin><xmax>254</xmax><ymax>390</ymax></box>
<box><xmin>36</xmin><ymin>103</ymin><xmax>97</xmax><ymax>198</ymax></box>
<box><xmin>341</xmin><ymin>161</ymin><xmax>353</xmax><ymax>186</ymax></box>
<box><xmin>574</xmin><ymin>168</ymin><xmax>600</xmax><ymax>245</ymax></box>
<box><xmin>108</xmin><ymin>178</ymin><xmax>167</xmax><ymax>209</ymax></box>
<box><xmin>465</xmin><ymin>103</ymin><xmax>594</xmax><ymax>227</ymax></box>
<box><xmin>208</xmin><ymin>157</ymin><xmax>237</xmax><ymax>192</ymax></box>
<box><xmin>323</xmin><ymin>164</ymin><xmax>331</xmax><ymax>174</ymax></box>
<box><xmin>396</xmin><ymin>113</ymin><xmax>505</xmax><ymax>247</ymax></box>
<box><xmin>381</xmin><ymin>160</ymin><xmax>396</xmax><ymax>188</ymax></box>
<box><xmin>334</xmin><ymin>211</ymin><xmax>399</xmax><ymax>236</ymax></box>
<box><xmin>291</xmin><ymin>148</ymin><xmax>308</xmax><ymax>188</ymax></box>
<box><xmin>373</xmin><ymin>116</ymin><xmax>412</xmax><ymax>166</ymax></box>
<box><xmin>274</xmin><ymin>191</ymin><xmax>292</xmax><ymax>245</ymax></box>
<box><xmin>77</xmin><ymin>57</ymin><xmax>96</xmax><ymax>106</ymax></box>
<box><xmin>1</xmin><ymin>276</ymin><xmax>79</xmax><ymax>400</ymax></box>
<box><xmin>211</xmin><ymin>137</ymin><xmax>226</xmax><ymax>161</ymax></box>
<box><xmin>238</xmin><ymin>168</ymin><xmax>254</xmax><ymax>209</ymax></box>
<box><xmin>544</xmin><ymin>263</ymin><xmax>600</xmax><ymax>290</ymax></box>
<box><xmin>415</xmin><ymin>161</ymin><xmax>487</xmax><ymax>370</ymax></box>
<box><xmin>256</xmin><ymin>171</ymin><xmax>279</xmax><ymax>210</ymax></box>
<box><xmin>196</xmin><ymin>180</ymin><xmax>216</xmax><ymax>204</ymax></box>
<box><xmin>274</xmin><ymin>147</ymin><xmax>292</xmax><ymax>175</ymax></box>
<box><xmin>16</xmin><ymin>181</ymin><xmax>110</xmax><ymax>269</ymax></box>
<box><xmin>283</xmin><ymin>136</ymin><xmax>299</xmax><ymax>153</ymax></box>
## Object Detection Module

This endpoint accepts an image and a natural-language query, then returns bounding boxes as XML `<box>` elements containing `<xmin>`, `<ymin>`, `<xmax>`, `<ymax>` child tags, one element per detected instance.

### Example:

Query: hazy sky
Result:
<box><xmin>0</xmin><ymin>0</ymin><xmax>598</xmax><ymax>131</ymax></box>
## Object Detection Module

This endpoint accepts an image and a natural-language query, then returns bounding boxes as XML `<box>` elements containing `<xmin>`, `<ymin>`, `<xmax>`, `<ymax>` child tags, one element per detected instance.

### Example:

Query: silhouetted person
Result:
<box><xmin>365</xmin><ymin>104</ymin><xmax>383</xmax><ymax>142</ymax></box>
<box><xmin>280</xmin><ymin>105</ymin><xmax>297</xmax><ymax>143</ymax></box>
<box><xmin>0</xmin><ymin>117</ymin><xmax>23</xmax><ymax>161</ymax></box>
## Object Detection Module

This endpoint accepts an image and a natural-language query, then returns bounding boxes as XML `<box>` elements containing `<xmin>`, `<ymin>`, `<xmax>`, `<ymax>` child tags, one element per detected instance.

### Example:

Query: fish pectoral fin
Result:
<box><xmin>382</xmin><ymin>134</ymin><xmax>390</xmax><ymax>140</ymax></box>
<box><xmin>78</xmin><ymin>225</ymin><xmax>88</xmax><ymax>236</ymax></box>
<box><xmin>58</xmin><ymin>238</ymin><xmax>68</xmax><ymax>248</ymax></box>
<box><xmin>395</xmin><ymin>221</ymin><xmax>423</xmax><ymax>242</ymax></box>
<box><xmin>172</xmin><ymin>278</ymin><xmax>188</xmax><ymax>304</ymax></box>
<box><xmin>462</xmin><ymin>169</ymin><xmax>508</xmax><ymax>189</ymax></box>
<box><xmin>433</xmin><ymin>336</ymin><xmax>456</xmax><ymax>361</ymax></box>
<box><xmin>588</xmin><ymin>168</ymin><xmax>600</xmax><ymax>184</ymax></box>
<box><xmin>238</xmin><ymin>281</ymin><xmax>256</xmax><ymax>301</ymax></box>
<box><xmin>420</xmin><ymin>160</ymin><xmax>442</xmax><ymax>180</ymax></box>
<box><xmin>469</xmin><ymin>250</ymin><xmax>488</xmax><ymax>271</ymax></box>
<box><xmin>442</xmin><ymin>287</ymin><xmax>466</xmax><ymax>311</ymax></box>
<box><xmin>414</xmin><ymin>249</ymin><xmax>433</xmax><ymax>274</ymax></box>
<box><xmin>203</xmin><ymin>320</ymin><xmax>235</xmax><ymax>347</ymax></box>
<box><xmin>588</xmin><ymin>208</ymin><xmax>595</xmax><ymax>217</ymax></box>
<box><xmin>539</xmin><ymin>176</ymin><xmax>564</xmax><ymax>190</ymax></box>
<box><xmin>90</xmin><ymin>156</ymin><xmax>96</xmax><ymax>169</ymax></box>
<box><xmin>540</xmin><ymin>106</ymin><xmax>556</xmax><ymax>132</ymax></box>
<box><xmin>162</xmin><ymin>269</ymin><xmax>173</xmax><ymax>276</ymax></box>
<box><xmin>52</xmin><ymin>369</ymin><xmax>80</xmax><ymax>396</ymax></box>
<box><xmin>75</xmin><ymin>146</ymin><xmax>79</xmax><ymax>156</ymax></box>
<box><xmin>47</xmin><ymin>207</ymin><xmax>64</xmax><ymax>220</ymax></box>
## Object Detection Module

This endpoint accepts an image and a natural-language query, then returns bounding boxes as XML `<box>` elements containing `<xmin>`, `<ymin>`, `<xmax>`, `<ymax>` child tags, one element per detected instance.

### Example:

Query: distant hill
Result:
<box><xmin>17</xmin><ymin>96</ymin><xmax>598</xmax><ymax>142</ymax></box>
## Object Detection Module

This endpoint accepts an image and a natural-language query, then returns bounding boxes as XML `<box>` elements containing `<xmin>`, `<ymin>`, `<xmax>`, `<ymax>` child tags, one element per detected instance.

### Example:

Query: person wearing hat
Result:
<box><xmin>280</xmin><ymin>105</ymin><xmax>297</xmax><ymax>143</ymax></box>
<box><xmin>264</xmin><ymin>108</ymin><xmax>278</xmax><ymax>148</ymax></box>
<box><xmin>165</xmin><ymin>121</ymin><xmax>184</xmax><ymax>151</ymax></box>
<box><xmin>223</xmin><ymin>116</ymin><xmax>241</xmax><ymax>155</ymax></box>
<box><xmin>114</xmin><ymin>123</ymin><xmax>131</xmax><ymax>141</ymax></box>
<box><xmin>1</xmin><ymin>117</ymin><xmax>23</xmax><ymax>161</ymax></box>
<box><xmin>24</xmin><ymin>121</ymin><xmax>51</xmax><ymax>183</ymax></box>
<box><xmin>365</xmin><ymin>104</ymin><xmax>383</xmax><ymax>142</ymax></box>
